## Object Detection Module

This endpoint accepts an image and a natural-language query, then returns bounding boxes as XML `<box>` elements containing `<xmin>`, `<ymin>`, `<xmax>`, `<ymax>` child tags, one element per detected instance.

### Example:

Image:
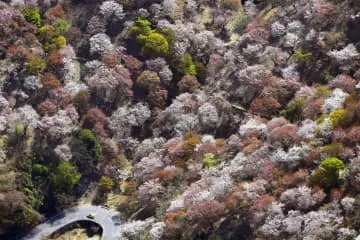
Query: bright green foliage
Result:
<box><xmin>321</xmin><ymin>143</ymin><xmax>344</xmax><ymax>156</ymax></box>
<box><xmin>15</xmin><ymin>123</ymin><xmax>25</xmax><ymax>136</ymax></box>
<box><xmin>26</xmin><ymin>56</ymin><xmax>46</xmax><ymax>75</ymax></box>
<box><xmin>203</xmin><ymin>153</ymin><xmax>220</xmax><ymax>169</ymax></box>
<box><xmin>178</xmin><ymin>54</ymin><xmax>197</xmax><ymax>76</ymax></box>
<box><xmin>281</xmin><ymin>98</ymin><xmax>305</xmax><ymax>122</ymax></box>
<box><xmin>53</xmin><ymin>19</ymin><xmax>70</xmax><ymax>34</ymax></box>
<box><xmin>55</xmin><ymin>35</ymin><xmax>67</xmax><ymax>48</ymax></box>
<box><xmin>320</xmin><ymin>157</ymin><xmax>345</xmax><ymax>186</ymax></box>
<box><xmin>137</xmin><ymin>32</ymin><xmax>169</xmax><ymax>56</ymax></box>
<box><xmin>98</xmin><ymin>176</ymin><xmax>114</xmax><ymax>193</ymax></box>
<box><xmin>128</xmin><ymin>18</ymin><xmax>169</xmax><ymax>56</ymax></box>
<box><xmin>23</xmin><ymin>8</ymin><xmax>42</xmax><ymax>28</ymax></box>
<box><xmin>79</xmin><ymin>129</ymin><xmax>102</xmax><ymax>160</ymax></box>
<box><xmin>52</xmin><ymin>162</ymin><xmax>81</xmax><ymax>191</ymax></box>
<box><xmin>294</xmin><ymin>49</ymin><xmax>312</xmax><ymax>64</ymax></box>
<box><xmin>128</xmin><ymin>18</ymin><xmax>152</xmax><ymax>38</ymax></box>
<box><xmin>329</xmin><ymin>109</ymin><xmax>353</xmax><ymax>127</ymax></box>
<box><xmin>32</xmin><ymin>164</ymin><xmax>49</xmax><ymax>176</ymax></box>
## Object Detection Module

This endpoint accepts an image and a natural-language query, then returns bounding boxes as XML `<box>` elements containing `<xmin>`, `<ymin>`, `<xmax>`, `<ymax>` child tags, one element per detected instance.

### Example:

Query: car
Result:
<box><xmin>86</xmin><ymin>213</ymin><xmax>95</xmax><ymax>219</ymax></box>
<box><xmin>111</xmin><ymin>215</ymin><xmax>121</xmax><ymax>225</ymax></box>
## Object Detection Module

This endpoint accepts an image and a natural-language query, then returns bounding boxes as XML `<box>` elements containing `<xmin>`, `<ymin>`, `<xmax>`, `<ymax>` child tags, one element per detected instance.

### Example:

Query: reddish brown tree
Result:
<box><xmin>250</xmin><ymin>97</ymin><xmax>281</xmax><ymax>118</ymax></box>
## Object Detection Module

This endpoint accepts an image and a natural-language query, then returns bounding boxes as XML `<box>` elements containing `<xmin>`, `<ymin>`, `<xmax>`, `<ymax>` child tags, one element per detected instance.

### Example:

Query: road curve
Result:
<box><xmin>22</xmin><ymin>205</ymin><xmax>121</xmax><ymax>240</ymax></box>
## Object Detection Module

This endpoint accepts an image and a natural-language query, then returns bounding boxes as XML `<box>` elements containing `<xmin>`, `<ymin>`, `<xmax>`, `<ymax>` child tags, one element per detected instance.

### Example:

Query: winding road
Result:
<box><xmin>22</xmin><ymin>205</ymin><xmax>121</xmax><ymax>240</ymax></box>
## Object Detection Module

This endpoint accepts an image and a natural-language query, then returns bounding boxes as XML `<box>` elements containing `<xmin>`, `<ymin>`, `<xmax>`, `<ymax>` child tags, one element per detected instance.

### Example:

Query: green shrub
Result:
<box><xmin>281</xmin><ymin>98</ymin><xmax>305</xmax><ymax>122</ymax></box>
<box><xmin>294</xmin><ymin>49</ymin><xmax>312</xmax><ymax>65</ymax></box>
<box><xmin>15</xmin><ymin>123</ymin><xmax>25</xmax><ymax>136</ymax></box>
<box><xmin>194</xmin><ymin>61</ymin><xmax>207</xmax><ymax>82</ymax></box>
<box><xmin>79</xmin><ymin>129</ymin><xmax>102</xmax><ymax>160</ymax></box>
<box><xmin>157</xmin><ymin>28</ymin><xmax>175</xmax><ymax>48</ymax></box>
<box><xmin>23</xmin><ymin>8</ymin><xmax>42</xmax><ymax>28</ymax></box>
<box><xmin>128</xmin><ymin>18</ymin><xmax>152</xmax><ymax>38</ymax></box>
<box><xmin>32</xmin><ymin>164</ymin><xmax>49</xmax><ymax>176</ymax></box>
<box><xmin>21</xmin><ymin>205</ymin><xmax>41</xmax><ymax>226</ymax></box>
<box><xmin>38</xmin><ymin>24</ymin><xmax>67</xmax><ymax>52</ymax></box>
<box><xmin>128</xmin><ymin>18</ymin><xmax>169</xmax><ymax>56</ymax></box>
<box><xmin>329</xmin><ymin>109</ymin><xmax>353</xmax><ymax>127</ymax></box>
<box><xmin>26</xmin><ymin>56</ymin><xmax>46</xmax><ymax>75</ymax></box>
<box><xmin>321</xmin><ymin>143</ymin><xmax>344</xmax><ymax>157</ymax></box>
<box><xmin>137</xmin><ymin>32</ymin><xmax>169</xmax><ymax>56</ymax></box>
<box><xmin>320</xmin><ymin>157</ymin><xmax>345</xmax><ymax>187</ymax></box>
<box><xmin>38</xmin><ymin>25</ymin><xmax>57</xmax><ymax>42</ymax></box>
<box><xmin>53</xmin><ymin>19</ymin><xmax>70</xmax><ymax>34</ymax></box>
<box><xmin>226</xmin><ymin>7</ymin><xmax>248</xmax><ymax>34</ymax></box>
<box><xmin>316</xmin><ymin>114</ymin><xmax>328</xmax><ymax>124</ymax></box>
<box><xmin>98</xmin><ymin>176</ymin><xmax>114</xmax><ymax>193</ymax></box>
<box><xmin>315</xmin><ymin>85</ymin><xmax>332</xmax><ymax>98</ymax></box>
<box><xmin>52</xmin><ymin>162</ymin><xmax>81</xmax><ymax>191</ymax></box>
<box><xmin>55</xmin><ymin>35</ymin><xmax>67</xmax><ymax>48</ymax></box>
<box><xmin>178</xmin><ymin>54</ymin><xmax>197</xmax><ymax>76</ymax></box>
<box><xmin>203</xmin><ymin>153</ymin><xmax>220</xmax><ymax>169</ymax></box>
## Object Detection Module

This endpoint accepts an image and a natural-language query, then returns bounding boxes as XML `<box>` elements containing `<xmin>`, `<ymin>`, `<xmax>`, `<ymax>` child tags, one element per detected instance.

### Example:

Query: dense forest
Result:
<box><xmin>1</xmin><ymin>0</ymin><xmax>360</xmax><ymax>239</ymax></box>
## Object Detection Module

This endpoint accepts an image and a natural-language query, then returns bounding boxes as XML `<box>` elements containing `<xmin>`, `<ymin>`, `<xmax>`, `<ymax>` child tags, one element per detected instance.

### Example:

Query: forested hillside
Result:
<box><xmin>1</xmin><ymin>0</ymin><xmax>360</xmax><ymax>239</ymax></box>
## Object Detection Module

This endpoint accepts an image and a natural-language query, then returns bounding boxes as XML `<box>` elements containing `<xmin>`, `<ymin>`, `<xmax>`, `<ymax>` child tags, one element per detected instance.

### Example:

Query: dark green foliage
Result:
<box><xmin>0</xmin><ymin>190</ymin><xmax>41</xmax><ymax>230</ymax></box>
<box><xmin>194</xmin><ymin>61</ymin><xmax>207</xmax><ymax>82</ymax></box>
<box><xmin>281</xmin><ymin>98</ymin><xmax>305</xmax><ymax>122</ymax></box>
<box><xmin>230</xmin><ymin>7</ymin><xmax>248</xmax><ymax>34</ymax></box>
<box><xmin>178</xmin><ymin>54</ymin><xmax>197</xmax><ymax>76</ymax></box>
<box><xmin>32</xmin><ymin>164</ymin><xmax>49</xmax><ymax>176</ymax></box>
<box><xmin>321</xmin><ymin>143</ymin><xmax>344</xmax><ymax>157</ymax></box>
<box><xmin>52</xmin><ymin>162</ymin><xmax>81</xmax><ymax>191</ymax></box>
<box><xmin>23</xmin><ymin>8</ymin><xmax>42</xmax><ymax>28</ymax></box>
<box><xmin>157</xmin><ymin>28</ymin><xmax>176</xmax><ymax>47</ymax></box>
<box><xmin>79</xmin><ymin>129</ymin><xmax>102</xmax><ymax>160</ymax></box>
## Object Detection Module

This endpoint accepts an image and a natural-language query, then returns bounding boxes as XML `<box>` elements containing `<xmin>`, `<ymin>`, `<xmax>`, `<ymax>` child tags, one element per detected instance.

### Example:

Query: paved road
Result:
<box><xmin>22</xmin><ymin>205</ymin><xmax>121</xmax><ymax>240</ymax></box>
